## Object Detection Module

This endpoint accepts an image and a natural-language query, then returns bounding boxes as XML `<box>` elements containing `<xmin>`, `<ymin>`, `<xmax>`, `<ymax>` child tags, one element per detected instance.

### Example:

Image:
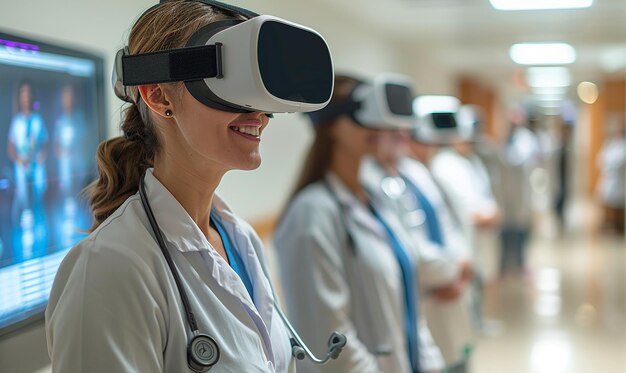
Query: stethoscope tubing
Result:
<box><xmin>138</xmin><ymin>172</ymin><xmax>345</xmax><ymax>365</ymax></box>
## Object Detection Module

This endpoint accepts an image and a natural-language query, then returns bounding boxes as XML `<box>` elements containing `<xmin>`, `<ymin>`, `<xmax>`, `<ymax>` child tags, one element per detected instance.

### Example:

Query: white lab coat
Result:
<box><xmin>274</xmin><ymin>173</ymin><xmax>444</xmax><ymax>373</ymax></box>
<box><xmin>430</xmin><ymin>148</ymin><xmax>499</xmax><ymax>275</ymax></box>
<box><xmin>46</xmin><ymin>169</ymin><xmax>295</xmax><ymax>373</ymax></box>
<box><xmin>496</xmin><ymin>128</ymin><xmax>541</xmax><ymax>228</ymax></box>
<box><xmin>361</xmin><ymin>158</ymin><xmax>473</xmax><ymax>366</ymax></box>
<box><xmin>597</xmin><ymin>137</ymin><xmax>626</xmax><ymax>207</ymax></box>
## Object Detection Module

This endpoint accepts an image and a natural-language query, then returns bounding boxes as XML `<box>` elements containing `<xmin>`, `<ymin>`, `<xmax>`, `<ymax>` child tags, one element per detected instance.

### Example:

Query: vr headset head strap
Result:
<box><xmin>114</xmin><ymin>1</ymin><xmax>250</xmax><ymax>102</ymax></box>
<box><xmin>185</xmin><ymin>0</ymin><xmax>259</xmax><ymax>19</ymax></box>
<box><xmin>306</xmin><ymin>80</ymin><xmax>365</xmax><ymax>126</ymax></box>
<box><xmin>121</xmin><ymin>45</ymin><xmax>218</xmax><ymax>85</ymax></box>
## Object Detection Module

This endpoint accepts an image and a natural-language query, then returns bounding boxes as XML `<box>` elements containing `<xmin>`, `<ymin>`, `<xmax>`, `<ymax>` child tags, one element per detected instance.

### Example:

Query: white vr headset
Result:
<box><xmin>306</xmin><ymin>74</ymin><xmax>415</xmax><ymax>130</ymax></box>
<box><xmin>456</xmin><ymin>104</ymin><xmax>485</xmax><ymax>141</ymax></box>
<box><xmin>413</xmin><ymin>95</ymin><xmax>464</xmax><ymax>144</ymax></box>
<box><xmin>112</xmin><ymin>0</ymin><xmax>334</xmax><ymax>114</ymax></box>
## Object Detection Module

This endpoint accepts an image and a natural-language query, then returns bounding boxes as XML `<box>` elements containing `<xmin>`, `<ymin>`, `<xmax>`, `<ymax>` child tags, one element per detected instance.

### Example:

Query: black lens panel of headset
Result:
<box><xmin>384</xmin><ymin>83</ymin><xmax>413</xmax><ymax>116</ymax></box>
<box><xmin>431</xmin><ymin>112</ymin><xmax>458</xmax><ymax>129</ymax></box>
<box><xmin>258</xmin><ymin>21</ymin><xmax>334</xmax><ymax>105</ymax></box>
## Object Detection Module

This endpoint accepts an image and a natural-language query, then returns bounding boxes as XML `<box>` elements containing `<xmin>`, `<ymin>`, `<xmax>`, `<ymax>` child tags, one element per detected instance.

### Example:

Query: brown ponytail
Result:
<box><xmin>84</xmin><ymin>103</ymin><xmax>157</xmax><ymax>230</ymax></box>
<box><xmin>288</xmin><ymin>76</ymin><xmax>362</xmax><ymax>199</ymax></box>
<box><xmin>84</xmin><ymin>0</ymin><xmax>242</xmax><ymax>231</ymax></box>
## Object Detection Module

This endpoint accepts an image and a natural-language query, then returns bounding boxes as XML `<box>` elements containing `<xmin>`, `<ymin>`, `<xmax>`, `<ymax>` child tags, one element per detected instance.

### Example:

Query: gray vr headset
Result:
<box><xmin>307</xmin><ymin>73</ymin><xmax>416</xmax><ymax>129</ymax></box>
<box><xmin>112</xmin><ymin>0</ymin><xmax>334</xmax><ymax>114</ymax></box>
<box><xmin>412</xmin><ymin>95</ymin><xmax>462</xmax><ymax>144</ymax></box>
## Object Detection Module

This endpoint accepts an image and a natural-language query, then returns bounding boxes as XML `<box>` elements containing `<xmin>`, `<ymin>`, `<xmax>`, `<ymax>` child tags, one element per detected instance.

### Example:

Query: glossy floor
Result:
<box><xmin>472</xmin><ymin>223</ymin><xmax>626</xmax><ymax>372</ymax></box>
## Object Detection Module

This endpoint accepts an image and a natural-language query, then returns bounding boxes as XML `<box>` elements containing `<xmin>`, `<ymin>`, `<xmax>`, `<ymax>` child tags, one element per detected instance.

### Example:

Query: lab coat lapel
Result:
<box><xmin>325</xmin><ymin>173</ymin><xmax>387</xmax><ymax>240</ymax></box>
<box><xmin>143</xmin><ymin>169</ymin><xmax>276</xmax><ymax>364</ymax></box>
<box><xmin>213</xmin><ymin>198</ymin><xmax>277</xmax><ymax>365</ymax></box>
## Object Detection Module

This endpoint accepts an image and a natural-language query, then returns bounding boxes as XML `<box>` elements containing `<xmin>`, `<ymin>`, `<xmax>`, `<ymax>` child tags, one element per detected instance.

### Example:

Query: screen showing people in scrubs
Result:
<box><xmin>0</xmin><ymin>36</ymin><xmax>100</xmax><ymax>332</ymax></box>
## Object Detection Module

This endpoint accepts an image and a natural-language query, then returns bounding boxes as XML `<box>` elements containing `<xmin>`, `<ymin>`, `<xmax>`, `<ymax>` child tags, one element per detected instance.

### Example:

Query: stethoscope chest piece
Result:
<box><xmin>188</xmin><ymin>334</ymin><xmax>220</xmax><ymax>372</ymax></box>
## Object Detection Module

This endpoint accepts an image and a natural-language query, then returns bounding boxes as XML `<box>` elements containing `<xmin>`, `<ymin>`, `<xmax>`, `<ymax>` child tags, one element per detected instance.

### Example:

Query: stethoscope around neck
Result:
<box><xmin>138</xmin><ymin>173</ymin><xmax>346</xmax><ymax>372</ymax></box>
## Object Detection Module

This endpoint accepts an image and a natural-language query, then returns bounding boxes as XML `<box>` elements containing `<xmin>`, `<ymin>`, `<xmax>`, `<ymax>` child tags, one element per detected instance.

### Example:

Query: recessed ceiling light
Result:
<box><xmin>491</xmin><ymin>0</ymin><xmax>593</xmax><ymax>11</ymax></box>
<box><xmin>510</xmin><ymin>43</ymin><xmax>576</xmax><ymax>65</ymax></box>
<box><xmin>527</xmin><ymin>67</ymin><xmax>572</xmax><ymax>88</ymax></box>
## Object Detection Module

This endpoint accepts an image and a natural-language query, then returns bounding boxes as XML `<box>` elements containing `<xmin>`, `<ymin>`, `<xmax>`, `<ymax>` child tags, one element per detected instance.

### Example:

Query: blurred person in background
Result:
<box><xmin>596</xmin><ymin>123</ymin><xmax>626</xmax><ymax>235</ymax></box>
<box><xmin>361</xmin><ymin>125</ymin><xmax>475</xmax><ymax>373</ymax></box>
<box><xmin>554</xmin><ymin>117</ymin><xmax>575</xmax><ymax>233</ymax></box>
<box><xmin>494</xmin><ymin>104</ymin><xmax>541</xmax><ymax>277</ymax></box>
<box><xmin>422</xmin><ymin>100</ymin><xmax>500</xmax><ymax>335</ymax></box>
<box><xmin>53</xmin><ymin>84</ymin><xmax>86</xmax><ymax>197</ymax></box>
<box><xmin>275</xmin><ymin>75</ymin><xmax>444</xmax><ymax>373</ymax></box>
<box><xmin>7</xmin><ymin>79</ymin><xmax>48</xmax><ymax>227</ymax></box>
<box><xmin>52</xmin><ymin>84</ymin><xmax>87</xmax><ymax>249</ymax></box>
<box><xmin>6</xmin><ymin>79</ymin><xmax>49</xmax><ymax>263</ymax></box>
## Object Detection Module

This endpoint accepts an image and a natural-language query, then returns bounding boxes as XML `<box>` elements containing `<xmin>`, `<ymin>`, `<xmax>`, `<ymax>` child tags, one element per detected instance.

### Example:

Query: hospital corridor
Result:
<box><xmin>472</xmin><ymin>203</ymin><xmax>626</xmax><ymax>372</ymax></box>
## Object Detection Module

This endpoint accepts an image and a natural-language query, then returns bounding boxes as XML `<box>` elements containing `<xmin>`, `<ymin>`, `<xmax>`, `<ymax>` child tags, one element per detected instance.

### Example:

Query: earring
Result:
<box><xmin>165</xmin><ymin>109</ymin><xmax>173</xmax><ymax>117</ymax></box>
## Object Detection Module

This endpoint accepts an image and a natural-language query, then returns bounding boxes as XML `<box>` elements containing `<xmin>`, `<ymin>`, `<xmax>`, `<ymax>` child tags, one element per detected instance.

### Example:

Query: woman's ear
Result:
<box><xmin>137</xmin><ymin>84</ymin><xmax>174</xmax><ymax>119</ymax></box>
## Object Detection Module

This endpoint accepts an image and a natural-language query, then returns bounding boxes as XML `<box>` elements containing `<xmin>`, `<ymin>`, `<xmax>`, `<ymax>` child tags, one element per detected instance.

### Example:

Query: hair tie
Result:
<box><xmin>124</xmin><ymin>130</ymin><xmax>144</xmax><ymax>142</ymax></box>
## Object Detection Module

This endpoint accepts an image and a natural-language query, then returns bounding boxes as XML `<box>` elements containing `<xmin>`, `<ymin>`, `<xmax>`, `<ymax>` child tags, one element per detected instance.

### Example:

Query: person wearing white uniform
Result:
<box><xmin>495</xmin><ymin>104</ymin><xmax>541</xmax><ymax>276</ymax></box>
<box><xmin>418</xmin><ymin>100</ymin><xmax>499</xmax><ymax>336</ymax></box>
<box><xmin>275</xmin><ymin>75</ymin><xmax>444</xmax><ymax>373</ymax></box>
<box><xmin>361</xmin><ymin>130</ymin><xmax>474</xmax><ymax>373</ymax></box>
<box><xmin>7</xmin><ymin>80</ymin><xmax>49</xmax><ymax>261</ymax></box>
<box><xmin>45</xmin><ymin>1</ymin><xmax>338</xmax><ymax>371</ymax></box>
<box><xmin>596</xmin><ymin>125</ymin><xmax>626</xmax><ymax>235</ymax></box>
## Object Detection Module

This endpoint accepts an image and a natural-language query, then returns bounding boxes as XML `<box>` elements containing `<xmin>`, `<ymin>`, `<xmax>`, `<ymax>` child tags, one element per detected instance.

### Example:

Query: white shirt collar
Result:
<box><xmin>142</xmin><ymin>168</ymin><xmax>234</xmax><ymax>253</ymax></box>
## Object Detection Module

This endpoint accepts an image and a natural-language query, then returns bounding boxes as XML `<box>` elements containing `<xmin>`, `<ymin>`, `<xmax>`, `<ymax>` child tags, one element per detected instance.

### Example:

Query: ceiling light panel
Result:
<box><xmin>490</xmin><ymin>0</ymin><xmax>593</xmax><ymax>11</ymax></box>
<box><xmin>527</xmin><ymin>67</ymin><xmax>572</xmax><ymax>88</ymax></box>
<box><xmin>510</xmin><ymin>43</ymin><xmax>576</xmax><ymax>65</ymax></box>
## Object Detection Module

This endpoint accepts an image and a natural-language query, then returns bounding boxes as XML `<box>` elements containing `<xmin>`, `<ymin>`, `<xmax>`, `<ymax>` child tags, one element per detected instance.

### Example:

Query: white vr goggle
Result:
<box><xmin>412</xmin><ymin>95</ymin><xmax>463</xmax><ymax>144</ymax></box>
<box><xmin>456</xmin><ymin>104</ymin><xmax>485</xmax><ymax>141</ymax></box>
<box><xmin>306</xmin><ymin>74</ymin><xmax>415</xmax><ymax>130</ymax></box>
<box><xmin>112</xmin><ymin>0</ymin><xmax>334</xmax><ymax>114</ymax></box>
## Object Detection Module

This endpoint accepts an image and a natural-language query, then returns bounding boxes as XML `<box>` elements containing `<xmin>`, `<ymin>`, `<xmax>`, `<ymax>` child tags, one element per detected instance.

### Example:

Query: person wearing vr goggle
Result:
<box><xmin>274</xmin><ymin>74</ymin><xmax>445</xmax><ymax>373</ymax></box>
<box><xmin>432</xmin><ymin>105</ymin><xmax>500</xmax><ymax>262</ymax></box>
<box><xmin>46</xmin><ymin>1</ymin><xmax>341</xmax><ymax>372</ymax></box>
<box><xmin>424</xmin><ymin>96</ymin><xmax>500</xmax><ymax>326</ymax></box>
<box><xmin>367</xmin><ymin>97</ymin><xmax>480</xmax><ymax>373</ymax></box>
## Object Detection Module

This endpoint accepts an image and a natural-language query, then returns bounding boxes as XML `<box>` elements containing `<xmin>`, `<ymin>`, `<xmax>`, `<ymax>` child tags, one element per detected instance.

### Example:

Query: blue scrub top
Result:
<box><xmin>211</xmin><ymin>213</ymin><xmax>255</xmax><ymax>304</ymax></box>
<box><xmin>369</xmin><ymin>206</ymin><xmax>420</xmax><ymax>373</ymax></box>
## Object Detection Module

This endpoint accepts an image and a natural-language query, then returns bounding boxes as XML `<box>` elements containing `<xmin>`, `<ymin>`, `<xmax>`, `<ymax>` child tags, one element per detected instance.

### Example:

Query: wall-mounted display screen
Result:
<box><xmin>0</xmin><ymin>30</ymin><xmax>105</xmax><ymax>336</ymax></box>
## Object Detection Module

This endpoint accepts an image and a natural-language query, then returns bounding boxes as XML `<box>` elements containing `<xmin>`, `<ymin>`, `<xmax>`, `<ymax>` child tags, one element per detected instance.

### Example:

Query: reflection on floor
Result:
<box><xmin>472</xmin><ymin>228</ymin><xmax>626</xmax><ymax>373</ymax></box>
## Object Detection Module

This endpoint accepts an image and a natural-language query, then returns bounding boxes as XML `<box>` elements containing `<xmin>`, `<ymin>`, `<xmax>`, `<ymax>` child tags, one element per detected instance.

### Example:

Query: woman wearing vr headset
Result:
<box><xmin>45</xmin><ymin>1</ymin><xmax>337</xmax><ymax>372</ymax></box>
<box><xmin>274</xmin><ymin>75</ymin><xmax>444</xmax><ymax>373</ymax></box>
<box><xmin>362</xmin><ymin>127</ymin><xmax>476</xmax><ymax>373</ymax></box>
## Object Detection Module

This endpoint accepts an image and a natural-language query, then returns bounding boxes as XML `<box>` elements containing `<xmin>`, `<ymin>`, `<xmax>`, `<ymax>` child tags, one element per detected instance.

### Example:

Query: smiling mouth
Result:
<box><xmin>229</xmin><ymin>126</ymin><xmax>260</xmax><ymax>139</ymax></box>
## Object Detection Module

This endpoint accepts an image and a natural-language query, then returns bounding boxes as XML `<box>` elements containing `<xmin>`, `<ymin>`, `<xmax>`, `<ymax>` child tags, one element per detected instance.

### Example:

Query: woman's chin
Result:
<box><xmin>235</xmin><ymin>156</ymin><xmax>262</xmax><ymax>171</ymax></box>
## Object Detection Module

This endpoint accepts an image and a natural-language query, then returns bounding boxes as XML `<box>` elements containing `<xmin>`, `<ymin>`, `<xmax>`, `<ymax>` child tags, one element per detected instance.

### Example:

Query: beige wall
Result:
<box><xmin>0</xmin><ymin>0</ymin><xmax>427</xmax><ymax>222</ymax></box>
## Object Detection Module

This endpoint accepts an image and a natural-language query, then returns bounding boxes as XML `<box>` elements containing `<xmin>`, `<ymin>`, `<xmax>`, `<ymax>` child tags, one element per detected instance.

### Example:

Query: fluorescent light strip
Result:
<box><xmin>491</xmin><ymin>0</ymin><xmax>593</xmax><ymax>11</ymax></box>
<box><xmin>413</xmin><ymin>95</ymin><xmax>460</xmax><ymax>116</ymax></box>
<box><xmin>527</xmin><ymin>67</ymin><xmax>572</xmax><ymax>88</ymax></box>
<box><xmin>532</xmin><ymin>87</ymin><xmax>569</xmax><ymax>95</ymax></box>
<box><xmin>510</xmin><ymin>43</ymin><xmax>576</xmax><ymax>65</ymax></box>
<box><xmin>538</xmin><ymin>101</ymin><xmax>563</xmax><ymax>108</ymax></box>
<box><xmin>535</xmin><ymin>94</ymin><xmax>566</xmax><ymax>101</ymax></box>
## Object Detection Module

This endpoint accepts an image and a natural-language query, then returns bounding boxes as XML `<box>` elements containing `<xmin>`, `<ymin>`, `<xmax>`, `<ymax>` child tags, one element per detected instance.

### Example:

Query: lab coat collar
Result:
<box><xmin>142</xmin><ymin>169</ymin><xmax>230</xmax><ymax>254</ymax></box>
<box><xmin>325</xmin><ymin>172</ymin><xmax>387</xmax><ymax>239</ymax></box>
<box><xmin>142</xmin><ymin>169</ymin><xmax>278</xmax><ymax>363</ymax></box>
